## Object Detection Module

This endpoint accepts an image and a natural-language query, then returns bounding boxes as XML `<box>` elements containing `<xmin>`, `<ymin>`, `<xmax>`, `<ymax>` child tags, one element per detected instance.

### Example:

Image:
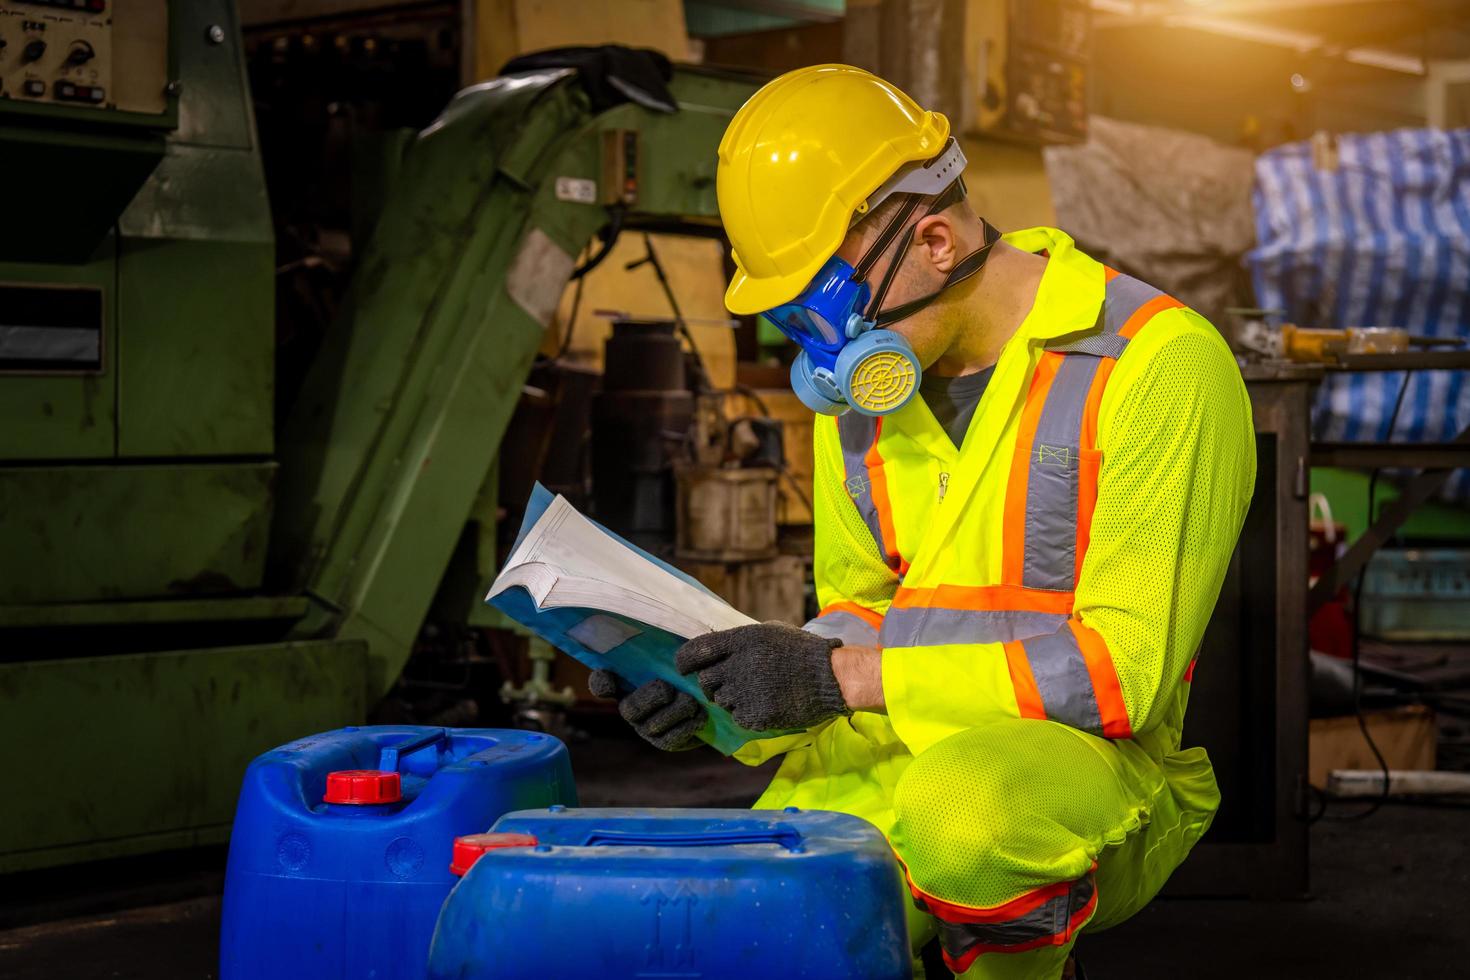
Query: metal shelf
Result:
<box><xmin>1328</xmin><ymin>351</ymin><xmax>1470</xmax><ymax>372</ymax></box>
<box><xmin>1312</xmin><ymin>442</ymin><xmax>1470</xmax><ymax>469</ymax></box>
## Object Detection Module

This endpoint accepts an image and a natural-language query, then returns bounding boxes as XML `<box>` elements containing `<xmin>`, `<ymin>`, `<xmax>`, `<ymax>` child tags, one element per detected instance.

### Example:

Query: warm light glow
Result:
<box><xmin>1344</xmin><ymin>47</ymin><xmax>1425</xmax><ymax>75</ymax></box>
<box><xmin>1166</xmin><ymin>13</ymin><xmax>1317</xmax><ymax>51</ymax></box>
<box><xmin>1090</xmin><ymin>0</ymin><xmax>1427</xmax><ymax>76</ymax></box>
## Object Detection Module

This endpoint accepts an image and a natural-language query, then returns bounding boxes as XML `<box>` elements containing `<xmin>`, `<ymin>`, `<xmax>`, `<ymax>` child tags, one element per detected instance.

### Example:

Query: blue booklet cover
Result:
<box><xmin>486</xmin><ymin>483</ymin><xmax>790</xmax><ymax>755</ymax></box>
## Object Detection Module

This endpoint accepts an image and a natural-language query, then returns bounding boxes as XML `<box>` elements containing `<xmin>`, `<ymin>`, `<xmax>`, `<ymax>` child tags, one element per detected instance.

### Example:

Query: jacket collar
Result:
<box><xmin>882</xmin><ymin>226</ymin><xmax>1105</xmax><ymax>448</ymax></box>
<box><xmin>882</xmin><ymin>226</ymin><xmax>1107</xmax><ymax>572</ymax></box>
<box><xmin>999</xmin><ymin>226</ymin><xmax>1107</xmax><ymax>346</ymax></box>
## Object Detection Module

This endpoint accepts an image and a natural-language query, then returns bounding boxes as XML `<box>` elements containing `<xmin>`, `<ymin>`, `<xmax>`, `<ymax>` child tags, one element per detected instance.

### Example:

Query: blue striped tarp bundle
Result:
<box><xmin>1247</xmin><ymin>128</ymin><xmax>1470</xmax><ymax>500</ymax></box>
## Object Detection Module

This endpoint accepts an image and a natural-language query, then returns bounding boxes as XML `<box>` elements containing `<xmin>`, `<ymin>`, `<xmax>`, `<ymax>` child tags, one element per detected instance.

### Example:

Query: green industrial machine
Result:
<box><xmin>0</xmin><ymin>1</ymin><xmax>758</xmax><ymax>871</ymax></box>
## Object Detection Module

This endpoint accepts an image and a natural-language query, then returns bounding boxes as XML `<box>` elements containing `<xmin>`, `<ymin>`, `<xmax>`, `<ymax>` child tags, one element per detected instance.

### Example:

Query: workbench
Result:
<box><xmin>1167</xmin><ymin>368</ymin><xmax>1313</xmax><ymax>898</ymax></box>
<box><xmin>1170</xmin><ymin>353</ymin><xmax>1468</xmax><ymax>898</ymax></box>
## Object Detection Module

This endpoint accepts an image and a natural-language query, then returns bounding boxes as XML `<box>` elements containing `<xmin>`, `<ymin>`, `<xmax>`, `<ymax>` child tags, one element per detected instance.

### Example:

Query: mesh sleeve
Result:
<box><xmin>1076</xmin><ymin>310</ymin><xmax>1256</xmax><ymax>735</ymax></box>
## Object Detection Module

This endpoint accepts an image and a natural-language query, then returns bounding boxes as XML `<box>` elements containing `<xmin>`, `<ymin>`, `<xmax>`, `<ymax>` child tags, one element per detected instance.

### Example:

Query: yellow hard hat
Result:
<box><xmin>718</xmin><ymin>64</ymin><xmax>951</xmax><ymax>316</ymax></box>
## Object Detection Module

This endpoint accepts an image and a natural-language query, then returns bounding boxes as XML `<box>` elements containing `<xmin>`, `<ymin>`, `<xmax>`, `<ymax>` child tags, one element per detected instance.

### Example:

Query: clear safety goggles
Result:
<box><xmin>761</xmin><ymin>255</ymin><xmax>872</xmax><ymax>357</ymax></box>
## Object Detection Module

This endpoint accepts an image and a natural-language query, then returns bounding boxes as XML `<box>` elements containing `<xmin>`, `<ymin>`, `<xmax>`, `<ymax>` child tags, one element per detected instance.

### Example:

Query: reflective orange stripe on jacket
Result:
<box><xmin>847</xmin><ymin>271</ymin><xmax>1183</xmax><ymax>739</ymax></box>
<box><xmin>838</xmin><ymin>416</ymin><xmax>905</xmax><ymax>576</ymax></box>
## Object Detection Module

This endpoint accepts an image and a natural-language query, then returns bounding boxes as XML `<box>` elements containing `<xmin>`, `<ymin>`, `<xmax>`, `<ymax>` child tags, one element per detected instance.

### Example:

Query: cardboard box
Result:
<box><xmin>1309</xmin><ymin>705</ymin><xmax>1436</xmax><ymax>789</ymax></box>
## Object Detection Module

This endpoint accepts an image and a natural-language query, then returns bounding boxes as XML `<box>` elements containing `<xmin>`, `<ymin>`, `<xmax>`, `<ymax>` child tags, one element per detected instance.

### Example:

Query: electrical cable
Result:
<box><xmin>627</xmin><ymin>233</ymin><xmax>713</xmax><ymax>392</ymax></box>
<box><xmin>570</xmin><ymin>205</ymin><xmax>626</xmax><ymax>281</ymax></box>
<box><xmin>733</xmin><ymin>384</ymin><xmax>771</xmax><ymax>416</ymax></box>
<box><xmin>553</xmin><ymin>251</ymin><xmax>588</xmax><ymax>361</ymax></box>
<box><xmin>1327</xmin><ymin>370</ymin><xmax>1413</xmax><ymax>822</ymax></box>
<box><xmin>549</xmin><ymin>207</ymin><xmax>629</xmax><ymax>362</ymax></box>
<box><xmin>1303</xmin><ymin>781</ymin><xmax>1330</xmax><ymax>824</ymax></box>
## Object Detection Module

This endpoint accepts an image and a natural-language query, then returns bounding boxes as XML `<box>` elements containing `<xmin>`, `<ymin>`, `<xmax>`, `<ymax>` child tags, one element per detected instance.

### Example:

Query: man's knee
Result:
<box><xmin>893</xmin><ymin>720</ymin><xmax>1037</xmax><ymax>850</ymax></box>
<box><xmin>889</xmin><ymin>719</ymin><xmax>1120</xmax><ymax>905</ymax></box>
<box><xmin>894</xmin><ymin>719</ymin><xmax>1101</xmax><ymax>835</ymax></box>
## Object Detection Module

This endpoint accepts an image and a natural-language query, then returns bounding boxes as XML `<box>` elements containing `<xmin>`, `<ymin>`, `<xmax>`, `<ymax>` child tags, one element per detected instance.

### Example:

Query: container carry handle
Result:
<box><xmin>579</xmin><ymin>827</ymin><xmax>804</xmax><ymax>851</ymax></box>
<box><xmin>377</xmin><ymin>728</ymin><xmax>448</xmax><ymax>772</ymax></box>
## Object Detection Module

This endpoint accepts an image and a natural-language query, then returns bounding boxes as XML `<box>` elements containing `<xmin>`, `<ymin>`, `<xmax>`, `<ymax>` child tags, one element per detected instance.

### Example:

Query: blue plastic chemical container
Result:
<box><xmin>220</xmin><ymin>725</ymin><xmax>576</xmax><ymax>980</ymax></box>
<box><xmin>427</xmin><ymin>807</ymin><xmax>912</xmax><ymax>979</ymax></box>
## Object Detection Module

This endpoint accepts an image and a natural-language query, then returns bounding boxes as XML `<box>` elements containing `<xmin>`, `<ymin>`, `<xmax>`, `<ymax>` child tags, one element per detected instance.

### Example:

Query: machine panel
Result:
<box><xmin>0</xmin><ymin>249</ymin><xmax>117</xmax><ymax>459</ymax></box>
<box><xmin>0</xmin><ymin>461</ymin><xmax>276</xmax><ymax>602</ymax></box>
<box><xmin>0</xmin><ymin>637</ymin><xmax>368</xmax><ymax>872</ymax></box>
<box><xmin>0</xmin><ymin>282</ymin><xmax>104</xmax><ymax>372</ymax></box>
<box><xmin>0</xmin><ymin>0</ymin><xmax>167</xmax><ymax>114</ymax></box>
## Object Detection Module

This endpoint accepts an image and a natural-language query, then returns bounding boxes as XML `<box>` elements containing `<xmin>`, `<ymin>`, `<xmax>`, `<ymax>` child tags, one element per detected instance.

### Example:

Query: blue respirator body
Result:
<box><xmin>761</xmin><ymin>255</ymin><xmax>922</xmax><ymax>417</ymax></box>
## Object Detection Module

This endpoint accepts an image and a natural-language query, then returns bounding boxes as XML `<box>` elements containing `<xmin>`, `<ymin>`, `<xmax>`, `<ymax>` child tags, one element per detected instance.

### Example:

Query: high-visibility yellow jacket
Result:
<box><xmin>736</xmin><ymin>227</ymin><xmax>1256</xmax><ymax>834</ymax></box>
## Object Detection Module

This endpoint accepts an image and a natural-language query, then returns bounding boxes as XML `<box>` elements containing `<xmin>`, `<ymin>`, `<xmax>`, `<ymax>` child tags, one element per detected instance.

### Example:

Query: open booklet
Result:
<box><xmin>486</xmin><ymin>484</ymin><xmax>791</xmax><ymax>754</ymax></box>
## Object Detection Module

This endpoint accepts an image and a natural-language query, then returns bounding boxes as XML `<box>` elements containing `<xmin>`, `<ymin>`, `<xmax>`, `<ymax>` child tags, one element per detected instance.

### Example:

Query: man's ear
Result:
<box><xmin>912</xmin><ymin>214</ymin><xmax>957</xmax><ymax>274</ymax></box>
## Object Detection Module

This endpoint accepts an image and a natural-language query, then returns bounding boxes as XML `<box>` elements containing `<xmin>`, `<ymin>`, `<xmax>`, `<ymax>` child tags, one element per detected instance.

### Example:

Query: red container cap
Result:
<box><xmin>323</xmin><ymin>769</ymin><xmax>402</xmax><ymax>805</ymax></box>
<box><xmin>450</xmin><ymin>833</ymin><xmax>539</xmax><ymax>876</ymax></box>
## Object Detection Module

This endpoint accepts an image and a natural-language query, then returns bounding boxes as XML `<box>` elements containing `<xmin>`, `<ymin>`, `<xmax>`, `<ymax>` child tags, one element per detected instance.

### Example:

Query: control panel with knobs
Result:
<box><xmin>0</xmin><ymin>1</ymin><xmax>113</xmax><ymax>108</ymax></box>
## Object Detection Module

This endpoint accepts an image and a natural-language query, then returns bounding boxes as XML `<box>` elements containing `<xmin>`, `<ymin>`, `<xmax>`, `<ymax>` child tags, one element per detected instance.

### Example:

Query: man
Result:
<box><xmin>589</xmin><ymin>65</ymin><xmax>1255</xmax><ymax>979</ymax></box>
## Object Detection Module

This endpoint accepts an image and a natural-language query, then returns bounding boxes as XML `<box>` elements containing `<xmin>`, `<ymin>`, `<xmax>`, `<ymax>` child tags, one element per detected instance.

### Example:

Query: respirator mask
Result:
<box><xmin>760</xmin><ymin>139</ymin><xmax>1002</xmax><ymax>416</ymax></box>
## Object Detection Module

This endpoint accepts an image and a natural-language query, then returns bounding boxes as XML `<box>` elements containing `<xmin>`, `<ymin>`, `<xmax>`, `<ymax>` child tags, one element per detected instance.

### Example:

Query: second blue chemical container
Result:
<box><xmin>220</xmin><ymin>725</ymin><xmax>576</xmax><ymax>980</ymax></box>
<box><xmin>427</xmin><ymin>807</ymin><xmax>912</xmax><ymax>979</ymax></box>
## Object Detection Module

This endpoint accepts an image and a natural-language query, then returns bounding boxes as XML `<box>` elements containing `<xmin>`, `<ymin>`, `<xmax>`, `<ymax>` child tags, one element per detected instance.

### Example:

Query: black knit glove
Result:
<box><xmin>588</xmin><ymin>670</ymin><xmax>707</xmax><ymax>752</ymax></box>
<box><xmin>675</xmin><ymin>622</ymin><xmax>849</xmax><ymax>732</ymax></box>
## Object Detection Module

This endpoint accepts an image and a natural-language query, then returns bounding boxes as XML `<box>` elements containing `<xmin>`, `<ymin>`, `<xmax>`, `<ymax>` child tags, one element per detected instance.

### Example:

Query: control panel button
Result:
<box><xmin>52</xmin><ymin>79</ymin><xmax>104</xmax><ymax>103</ymax></box>
<box><xmin>21</xmin><ymin>79</ymin><xmax>45</xmax><ymax>98</ymax></box>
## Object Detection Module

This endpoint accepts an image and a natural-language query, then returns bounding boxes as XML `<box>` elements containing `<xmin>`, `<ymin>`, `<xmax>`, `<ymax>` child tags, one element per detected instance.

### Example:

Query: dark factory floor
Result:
<box><xmin>2</xmin><ymin>722</ymin><xmax>1467</xmax><ymax>980</ymax></box>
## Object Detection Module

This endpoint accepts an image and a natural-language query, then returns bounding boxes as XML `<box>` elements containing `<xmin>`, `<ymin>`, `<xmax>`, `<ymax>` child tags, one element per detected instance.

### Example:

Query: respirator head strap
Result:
<box><xmin>872</xmin><ymin>217</ymin><xmax>1003</xmax><ymax>329</ymax></box>
<box><xmin>851</xmin><ymin>175</ymin><xmax>966</xmax><ymax>287</ymax></box>
<box><xmin>861</xmin><ymin>179</ymin><xmax>975</xmax><ymax>325</ymax></box>
<box><xmin>850</xmin><ymin>193</ymin><xmax>925</xmax><ymax>283</ymax></box>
